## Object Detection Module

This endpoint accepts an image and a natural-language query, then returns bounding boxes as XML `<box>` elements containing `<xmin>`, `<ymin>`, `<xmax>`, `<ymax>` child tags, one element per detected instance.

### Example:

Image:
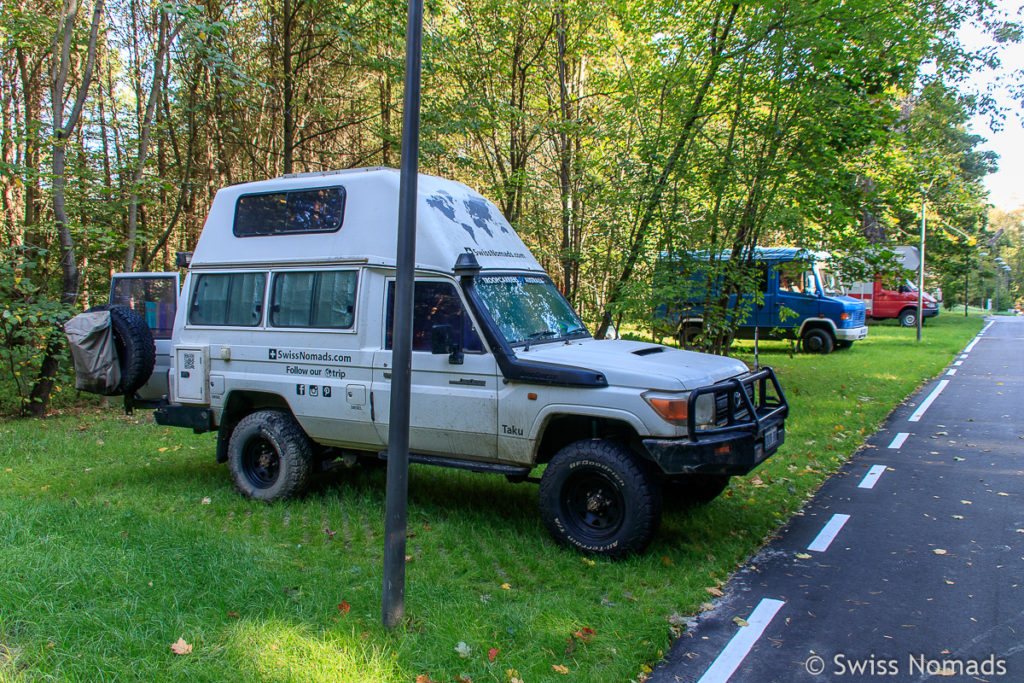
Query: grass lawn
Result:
<box><xmin>0</xmin><ymin>314</ymin><xmax>983</xmax><ymax>682</ymax></box>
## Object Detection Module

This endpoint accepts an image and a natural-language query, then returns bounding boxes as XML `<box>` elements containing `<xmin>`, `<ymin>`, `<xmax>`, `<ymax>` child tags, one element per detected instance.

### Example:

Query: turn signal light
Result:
<box><xmin>648</xmin><ymin>398</ymin><xmax>688</xmax><ymax>423</ymax></box>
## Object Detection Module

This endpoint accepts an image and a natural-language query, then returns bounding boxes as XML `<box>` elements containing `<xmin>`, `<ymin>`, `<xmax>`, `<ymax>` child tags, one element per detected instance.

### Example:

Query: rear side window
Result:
<box><xmin>110</xmin><ymin>276</ymin><xmax>178</xmax><ymax>339</ymax></box>
<box><xmin>234</xmin><ymin>187</ymin><xmax>345</xmax><ymax>236</ymax></box>
<box><xmin>271</xmin><ymin>270</ymin><xmax>357</xmax><ymax>329</ymax></box>
<box><xmin>188</xmin><ymin>273</ymin><xmax>266</xmax><ymax>326</ymax></box>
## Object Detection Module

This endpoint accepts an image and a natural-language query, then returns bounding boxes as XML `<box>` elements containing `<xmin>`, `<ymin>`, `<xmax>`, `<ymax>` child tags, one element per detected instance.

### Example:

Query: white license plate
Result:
<box><xmin>763</xmin><ymin>426</ymin><xmax>778</xmax><ymax>451</ymax></box>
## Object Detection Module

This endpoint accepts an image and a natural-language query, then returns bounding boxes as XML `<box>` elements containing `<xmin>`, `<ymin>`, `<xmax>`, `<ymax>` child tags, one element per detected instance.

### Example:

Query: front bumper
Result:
<box><xmin>641</xmin><ymin>367</ymin><xmax>788</xmax><ymax>476</ymax></box>
<box><xmin>836</xmin><ymin>325</ymin><xmax>868</xmax><ymax>341</ymax></box>
<box><xmin>923</xmin><ymin>307</ymin><xmax>940</xmax><ymax>319</ymax></box>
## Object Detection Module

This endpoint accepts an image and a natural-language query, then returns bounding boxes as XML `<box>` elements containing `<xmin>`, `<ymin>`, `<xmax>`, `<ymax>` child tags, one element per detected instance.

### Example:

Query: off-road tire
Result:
<box><xmin>898</xmin><ymin>307</ymin><xmax>918</xmax><ymax>327</ymax></box>
<box><xmin>664</xmin><ymin>473</ymin><xmax>731</xmax><ymax>507</ymax></box>
<box><xmin>85</xmin><ymin>304</ymin><xmax>156</xmax><ymax>396</ymax></box>
<box><xmin>539</xmin><ymin>439</ymin><xmax>662</xmax><ymax>559</ymax></box>
<box><xmin>228</xmin><ymin>410</ymin><xmax>313</xmax><ymax>501</ymax></box>
<box><xmin>800</xmin><ymin>328</ymin><xmax>834</xmax><ymax>354</ymax></box>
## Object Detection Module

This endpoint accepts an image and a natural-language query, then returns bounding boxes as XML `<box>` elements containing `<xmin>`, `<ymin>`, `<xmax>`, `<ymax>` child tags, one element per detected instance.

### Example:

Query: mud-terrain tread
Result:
<box><xmin>228</xmin><ymin>410</ymin><xmax>313</xmax><ymax>501</ymax></box>
<box><xmin>539</xmin><ymin>439</ymin><xmax>662</xmax><ymax>559</ymax></box>
<box><xmin>85</xmin><ymin>304</ymin><xmax>156</xmax><ymax>396</ymax></box>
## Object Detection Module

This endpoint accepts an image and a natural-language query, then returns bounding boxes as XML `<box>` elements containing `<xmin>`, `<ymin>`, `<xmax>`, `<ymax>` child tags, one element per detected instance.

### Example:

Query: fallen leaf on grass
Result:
<box><xmin>158</xmin><ymin>447</ymin><xmax>168</xmax><ymax>452</ymax></box>
<box><xmin>733</xmin><ymin>617</ymin><xmax>749</xmax><ymax>627</ymax></box>
<box><xmin>338</xmin><ymin>601</ymin><xmax>350</xmax><ymax>615</ymax></box>
<box><xmin>705</xmin><ymin>586</ymin><xmax>724</xmax><ymax>597</ymax></box>
<box><xmin>662</xmin><ymin>556</ymin><xmax>675</xmax><ymax>567</ymax></box>
<box><xmin>201</xmin><ymin>496</ymin><xmax>212</xmax><ymax>505</ymax></box>
<box><xmin>552</xmin><ymin>664</ymin><xmax>569</xmax><ymax>674</ymax></box>
<box><xmin>226</xmin><ymin>611</ymin><xmax>241</xmax><ymax>618</ymax></box>
<box><xmin>501</xmin><ymin>582</ymin><xmax>511</xmax><ymax>590</ymax></box>
<box><xmin>170</xmin><ymin>638</ymin><xmax>192</xmax><ymax>655</ymax></box>
<box><xmin>573</xmin><ymin>627</ymin><xmax>596</xmax><ymax>642</ymax></box>
<box><xmin>415</xmin><ymin>675</ymin><xmax>439</xmax><ymax>683</ymax></box>
<box><xmin>454</xmin><ymin>642</ymin><xmax>472</xmax><ymax>658</ymax></box>
<box><xmin>488</xmin><ymin>648</ymin><xmax>499</xmax><ymax>662</ymax></box>
<box><xmin>455</xmin><ymin>675</ymin><xmax>472</xmax><ymax>683</ymax></box>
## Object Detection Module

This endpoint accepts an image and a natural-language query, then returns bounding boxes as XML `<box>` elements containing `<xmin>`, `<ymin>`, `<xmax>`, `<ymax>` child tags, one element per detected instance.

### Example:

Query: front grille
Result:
<box><xmin>851</xmin><ymin>308</ymin><xmax>865</xmax><ymax>327</ymax></box>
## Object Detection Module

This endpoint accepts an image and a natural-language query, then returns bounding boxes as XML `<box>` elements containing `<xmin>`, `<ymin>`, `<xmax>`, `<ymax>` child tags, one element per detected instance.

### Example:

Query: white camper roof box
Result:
<box><xmin>189</xmin><ymin>167</ymin><xmax>543</xmax><ymax>274</ymax></box>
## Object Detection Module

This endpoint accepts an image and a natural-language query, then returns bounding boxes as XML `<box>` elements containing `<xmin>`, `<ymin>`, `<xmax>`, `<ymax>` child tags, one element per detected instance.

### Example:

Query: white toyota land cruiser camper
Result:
<box><xmin>81</xmin><ymin>168</ymin><xmax>789</xmax><ymax>557</ymax></box>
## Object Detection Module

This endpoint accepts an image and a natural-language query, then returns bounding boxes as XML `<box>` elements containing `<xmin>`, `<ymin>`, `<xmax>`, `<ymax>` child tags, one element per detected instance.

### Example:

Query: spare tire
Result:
<box><xmin>85</xmin><ymin>304</ymin><xmax>156</xmax><ymax>396</ymax></box>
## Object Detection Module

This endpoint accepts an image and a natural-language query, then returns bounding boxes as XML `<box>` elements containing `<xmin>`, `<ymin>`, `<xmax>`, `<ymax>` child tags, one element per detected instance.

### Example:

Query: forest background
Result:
<box><xmin>2</xmin><ymin>0</ymin><xmax>1023</xmax><ymax>417</ymax></box>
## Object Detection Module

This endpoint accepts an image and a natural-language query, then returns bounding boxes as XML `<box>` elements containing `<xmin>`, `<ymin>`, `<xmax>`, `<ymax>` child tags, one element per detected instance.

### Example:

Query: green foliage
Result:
<box><xmin>0</xmin><ymin>247</ymin><xmax>75</xmax><ymax>414</ymax></box>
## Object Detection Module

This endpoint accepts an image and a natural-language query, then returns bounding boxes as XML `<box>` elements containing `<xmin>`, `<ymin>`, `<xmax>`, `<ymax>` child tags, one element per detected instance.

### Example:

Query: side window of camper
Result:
<box><xmin>384</xmin><ymin>281</ymin><xmax>484</xmax><ymax>353</ymax></box>
<box><xmin>270</xmin><ymin>270</ymin><xmax>357</xmax><ymax>329</ymax></box>
<box><xmin>234</xmin><ymin>187</ymin><xmax>346</xmax><ymax>236</ymax></box>
<box><xmin>188</xmin><ymin>273</ymin><xmax>266</xmax><ymax>326</ymax></box>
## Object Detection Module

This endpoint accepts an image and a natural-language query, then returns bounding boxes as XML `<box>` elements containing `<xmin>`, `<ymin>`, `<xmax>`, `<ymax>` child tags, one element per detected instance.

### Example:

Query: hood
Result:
<box><xmin>828</xmin><ymin>294</ymin><xmax>867</xmax><ymax>311</ymax></box>
<box><xmin>514</xmin><ymin>338</ymin><xmax>749</xmax><ymax>391</ymax></box>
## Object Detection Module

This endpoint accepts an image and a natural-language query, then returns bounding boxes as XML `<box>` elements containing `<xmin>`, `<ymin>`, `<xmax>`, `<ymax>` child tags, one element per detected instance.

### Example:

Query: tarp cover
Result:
<box><xmin>64</xmin><ymin>310</ymin><xmax>121</xmax><ymax>394</ymax></box>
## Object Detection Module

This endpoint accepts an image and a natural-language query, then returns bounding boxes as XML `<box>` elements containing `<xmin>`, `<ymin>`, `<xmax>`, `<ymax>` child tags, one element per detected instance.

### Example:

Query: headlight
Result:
<box><xmin>643</xmin><ymin>391</ymin><xmax>716</xmax><ymax>428</ymax></box>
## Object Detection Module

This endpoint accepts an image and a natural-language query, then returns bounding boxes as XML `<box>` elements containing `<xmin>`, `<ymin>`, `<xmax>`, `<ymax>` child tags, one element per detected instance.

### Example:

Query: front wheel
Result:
<box><xmin>228</xmin><ymin>410</ymin><xmax>313</xmax><ymax>501</ymax></box>
<box><xmin>801</xmin><ymin>328</ymin><xmax>834</xmax><ymax>354</ymax></box>
<box><xmin>898</xmin><ymin>308</ymin><xmax>918</xmax><ymax>327</ymax></box>
<box><xmin>539</xmin><ymin>439</ymin><xmax>662</xmax><ymax>558</ymax></box>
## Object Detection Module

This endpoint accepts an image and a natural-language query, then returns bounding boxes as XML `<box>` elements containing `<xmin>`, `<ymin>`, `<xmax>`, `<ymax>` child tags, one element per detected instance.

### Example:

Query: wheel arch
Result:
<box><xmin>215</xmin><ymin>390</ymin><xmax>296</xmax><ymax>463</ymax></box>
<box><xmin>531</xmin><ymin>408</ymin><xmax>647</xmax><ymax>467</ymax></box>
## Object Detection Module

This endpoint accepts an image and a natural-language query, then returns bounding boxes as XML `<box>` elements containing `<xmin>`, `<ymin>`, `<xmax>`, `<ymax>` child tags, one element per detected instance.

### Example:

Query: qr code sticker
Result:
<box><xmin>183</xmin><ymin>352</ymin><xmax>196</xmax><ymax>370</ymax></box>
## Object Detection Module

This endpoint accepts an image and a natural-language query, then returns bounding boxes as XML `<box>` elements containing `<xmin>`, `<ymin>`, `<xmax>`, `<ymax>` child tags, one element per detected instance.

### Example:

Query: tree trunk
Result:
<box><xmin>27</xmin><ymin>0</ymin><xmax>104</xmax><ymax>417</ymax></box>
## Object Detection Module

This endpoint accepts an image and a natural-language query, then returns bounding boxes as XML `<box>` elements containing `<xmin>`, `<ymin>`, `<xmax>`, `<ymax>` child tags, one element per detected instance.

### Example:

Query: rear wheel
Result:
<box><xmin>228</xmin><ymin>410</ymin><xmax>313</xmax><ymax>501</ymax></box>
<box><xmin>678</xmin><ymin>324</ymin><xmax>702</xmax><ymax>349</ymax></box>
<box><xmin>539</xmin><ymin>439</ymin><xmax>662</xmax><ymax>558</ymax></box>
<box><xmin>800</xmin><ymin>328</ymin><xmax>834</xmax><ymax>354</ymax></box>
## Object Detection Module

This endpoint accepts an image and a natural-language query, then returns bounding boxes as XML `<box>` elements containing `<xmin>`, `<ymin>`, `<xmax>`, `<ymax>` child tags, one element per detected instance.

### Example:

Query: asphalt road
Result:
<box><xmin>652</xmin><ymin>316</ymin><xmax>1024</xmax><ymax>683</ymax></box>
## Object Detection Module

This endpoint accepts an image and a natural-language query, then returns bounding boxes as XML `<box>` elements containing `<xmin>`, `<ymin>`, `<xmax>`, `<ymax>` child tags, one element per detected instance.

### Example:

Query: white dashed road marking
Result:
<box><xmin>807</xmin><ymin>514</ymin><xmax>851</xmax><ymax>552</ymax></box>
<box><xmin>695</xmin><ymin>598</ymin><xmax>786</xmax><ymax>683</ymax></box>
<box><xmin>858</xmin><ymin>465</ymin><xmax>887</xmax><ymax>489</ymax></box>
<box><xmin>946</xmin><ymin>369</ymin><xmax>957</xmax><ymax>376</ymax></box>
<box><xmin>908</xmin><ymin>380</ymin><xmax>950</xmax><ymax>422</ymax></box>
<box><xmin>888</xmin><ymin>433</ymin><xmax>910</xmax><ymax>449</ymax></box>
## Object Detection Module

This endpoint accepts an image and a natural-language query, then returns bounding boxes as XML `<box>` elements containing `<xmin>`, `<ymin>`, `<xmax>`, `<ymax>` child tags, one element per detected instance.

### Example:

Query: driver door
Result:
<box><xmin>371</xmin><ymin>279</ymin><xmax>498</xmax><ymax>460</ymax></box>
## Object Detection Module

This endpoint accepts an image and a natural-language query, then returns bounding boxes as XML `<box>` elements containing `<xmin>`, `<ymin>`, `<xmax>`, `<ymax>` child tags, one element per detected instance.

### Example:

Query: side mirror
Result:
<box><xmin>430</xmin><ymin>324</ymin><xmax>464</xmax><ymax>365</ymax></box>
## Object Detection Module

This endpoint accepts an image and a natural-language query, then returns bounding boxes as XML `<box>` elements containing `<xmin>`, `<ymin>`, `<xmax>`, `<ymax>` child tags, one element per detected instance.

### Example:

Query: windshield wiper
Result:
<box><xmin>523</xmin><ymin>329</ymin><xmax>558</xmax><ymax>350</ymax></box>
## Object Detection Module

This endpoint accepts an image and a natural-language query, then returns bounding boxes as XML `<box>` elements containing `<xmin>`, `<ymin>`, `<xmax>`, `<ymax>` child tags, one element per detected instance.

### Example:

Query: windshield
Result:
<box><xmin>475</xmin><ymin>274</ymin><xmax>589</xmax><ymax>346</ymax></box>
<box><xmin>815</xmin><ymin>264</ymin><xmax>840</xmax><ymax>296</ymax></box>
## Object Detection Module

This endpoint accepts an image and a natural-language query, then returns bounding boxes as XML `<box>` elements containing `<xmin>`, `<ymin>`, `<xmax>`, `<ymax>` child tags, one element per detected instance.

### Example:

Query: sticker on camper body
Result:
<box><xmin>284</xmin><ymin>364</ymin><xmax>346</xmax><ymax>380</ymax></box>
<box><xmin>268</xmin><ymin>348</ymin><xmax>352</xmax><ymax>364</ymax></box>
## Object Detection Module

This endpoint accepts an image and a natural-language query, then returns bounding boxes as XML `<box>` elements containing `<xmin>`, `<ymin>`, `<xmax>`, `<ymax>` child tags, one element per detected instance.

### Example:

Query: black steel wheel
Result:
<box><xmin>801</xmin><ymin>328</ymin><xmax>834</xmax><ymax>354</ymax></box>
<box><xmin>228</xmin><ymin>410</ymin><xmax>312</xmax><ymax>501</ymax></box>
<box><xmin>539</xmin><ymin>439</ymin><xmax>662</xmax><ymax>559</ymax></box>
